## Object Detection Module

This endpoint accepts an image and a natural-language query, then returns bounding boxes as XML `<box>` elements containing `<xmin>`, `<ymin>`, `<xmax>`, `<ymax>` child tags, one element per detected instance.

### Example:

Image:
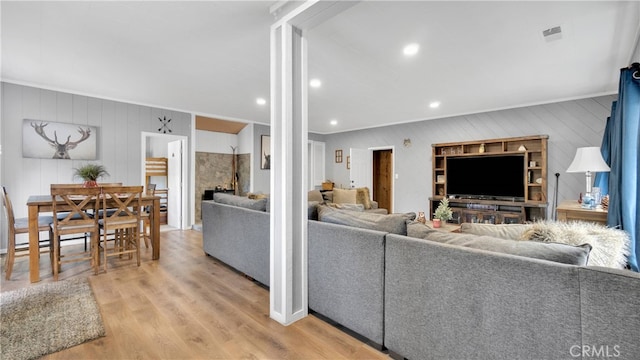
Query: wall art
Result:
<box><xmin>23</xmin><ymin>119</ymin><xmax>97</xmax><ymax>160</ymax></box>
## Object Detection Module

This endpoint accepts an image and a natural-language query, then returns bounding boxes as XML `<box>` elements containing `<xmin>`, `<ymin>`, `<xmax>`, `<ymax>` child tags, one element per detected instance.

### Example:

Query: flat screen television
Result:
<box><xmin>446</xmin><ymin>154</ymin><xmax>525</xmax><ymax>201</ymax></box>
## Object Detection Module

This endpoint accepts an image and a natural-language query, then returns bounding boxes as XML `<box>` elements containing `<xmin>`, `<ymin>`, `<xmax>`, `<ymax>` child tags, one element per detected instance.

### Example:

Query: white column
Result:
<box><xmin>269</xmin><ymin>21</ymin><xmax>308</xmax><ymax>325</ymax></box>
<box><xmin>269</xmin><ymin>0</ymin><xmax>358</xmax><ymax>326</ymax></box>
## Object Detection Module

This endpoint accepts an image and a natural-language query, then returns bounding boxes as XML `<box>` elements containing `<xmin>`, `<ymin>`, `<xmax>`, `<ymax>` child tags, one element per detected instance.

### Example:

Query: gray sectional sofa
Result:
<box><xmin>202</xmin><ymin>194</ymin><xmax>640</xmax><ymax>360</ymax></box>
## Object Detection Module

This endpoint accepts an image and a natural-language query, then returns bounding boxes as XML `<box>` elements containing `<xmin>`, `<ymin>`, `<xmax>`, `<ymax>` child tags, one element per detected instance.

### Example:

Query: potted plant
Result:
<box><xmin>433</xmin><ymin>198</ymin><xmax>453</xmax><ymax>228</ymax></box>
<box><xmin>73</xmin><ymin>163</ymin><xmax>109</xmax><ymax>187</ymax></box>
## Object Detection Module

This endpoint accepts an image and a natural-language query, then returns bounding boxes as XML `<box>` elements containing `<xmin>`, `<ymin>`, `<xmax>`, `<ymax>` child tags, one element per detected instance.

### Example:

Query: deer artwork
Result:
<box><xmin>263</xmin><ymin>152</ymin><xmax>271</xmax><ymax>169</ymax></box>
<box><xmin>31</xmin><ymin>122</ymin><xmax>92</xmax><ymax>159</ymax></box>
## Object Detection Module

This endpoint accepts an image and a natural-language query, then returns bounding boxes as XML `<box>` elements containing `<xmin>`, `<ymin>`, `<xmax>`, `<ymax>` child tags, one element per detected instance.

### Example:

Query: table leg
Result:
<box><xmin>28</xmin><ymin>205</ymin><xmax>40</xmax><ymax>283</ymax></box>
<box><xmin>152</xmin><ymin>198</ymin><xmax>160</xmax><ymax>260</ymax></box>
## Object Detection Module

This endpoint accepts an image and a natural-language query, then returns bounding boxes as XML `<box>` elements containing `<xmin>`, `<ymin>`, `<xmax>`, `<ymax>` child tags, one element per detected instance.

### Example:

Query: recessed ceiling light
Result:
<box><xmin>256</xmin><ymin>98</ymin><xmax>267</xmax><ymax>105</ymax></box>
<box><xmin>330</xmin><ymin>119</ymin><xmax>338</xmax><ymax>126</ymax></box>
<box><xmin>309</xmin><ymin>79</ymin><xmax>322</xmax><ymax>88</ymax></box>
<box><xmin>403</xmin><ymin>43</ymin><xmax>420</xmax><ymax>56</ymax></box>
<box><xmin>429</xmin><ymin>101</ymin><xmax>441</xmax><ymax>109</ymax></box>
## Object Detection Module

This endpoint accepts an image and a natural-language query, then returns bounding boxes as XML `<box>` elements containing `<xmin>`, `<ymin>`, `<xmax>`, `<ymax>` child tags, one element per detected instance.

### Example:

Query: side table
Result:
<box><xmin>556</xmin><ymin>200</ymin><xmax>607</xmax><ymax>225</ymax></box>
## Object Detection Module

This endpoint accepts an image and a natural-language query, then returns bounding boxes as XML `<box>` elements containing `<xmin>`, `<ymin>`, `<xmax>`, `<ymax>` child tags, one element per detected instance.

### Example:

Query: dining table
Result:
<box><xmin>26</xmin><ymin>193</ymin><xmax>161</xmax><ymax>283</ymax></box>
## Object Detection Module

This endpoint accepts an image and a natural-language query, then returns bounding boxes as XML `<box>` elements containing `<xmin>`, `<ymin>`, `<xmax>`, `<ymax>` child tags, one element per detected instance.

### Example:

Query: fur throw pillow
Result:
<box><xmin>521</xmin><ymin>221</ymin><xmax>630</xmax><ymax>269</ymax></box>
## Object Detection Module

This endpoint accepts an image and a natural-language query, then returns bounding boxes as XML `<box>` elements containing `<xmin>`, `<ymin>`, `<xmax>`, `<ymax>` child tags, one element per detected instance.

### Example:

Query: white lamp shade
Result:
<box><xmin>566</xmin><ymin>147</ymin><xmax>610</xmax><ymax>173</ymax></box>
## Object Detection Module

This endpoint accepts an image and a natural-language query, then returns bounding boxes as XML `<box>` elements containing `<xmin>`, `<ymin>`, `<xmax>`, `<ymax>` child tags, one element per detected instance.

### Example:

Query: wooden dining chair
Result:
<box><xmin>50</xmin><ymin>184</ymin><xmax>101</xmax><ymax>280</ymax></box>
<box><xmin>99</xmin><ymin>185</ymin><xmax>143</xmax><ymax>271</ymax></box>
<box><xmin>139</xmin><ymin>183</ymin><xmax>156</xmax><ymax>248</ymax></box>
<box><xmin>1</xmin><ymin>186</ymin><xmax>54</xmax><ymax>280</ymax></box>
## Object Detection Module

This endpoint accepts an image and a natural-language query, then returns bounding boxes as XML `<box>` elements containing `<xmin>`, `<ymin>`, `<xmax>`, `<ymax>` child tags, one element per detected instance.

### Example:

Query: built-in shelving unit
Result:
<box><xmin>430</xmin><ymin>135</ymin><xmax>548</xmax><ymax>224</ymax></box>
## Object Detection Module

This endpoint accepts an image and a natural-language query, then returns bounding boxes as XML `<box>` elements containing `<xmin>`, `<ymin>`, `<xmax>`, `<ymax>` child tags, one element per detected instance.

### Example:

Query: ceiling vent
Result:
<box><xmin>542</xmin><ymin>26</ymin><xmax>563</xmax><ymax>42</ymax></box>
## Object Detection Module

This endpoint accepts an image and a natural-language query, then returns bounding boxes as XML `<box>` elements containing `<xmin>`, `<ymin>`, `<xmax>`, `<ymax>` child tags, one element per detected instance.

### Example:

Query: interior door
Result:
<box><xmin>167</xmin><ymin>140</ymin><xmax>183</xmax><ymax>228</ymax></box>
<box><xmin>373</xmin><ymin>149</ymin><xmax>393</xmax><ymax>212</ymax></box>
<box><xmin>349</xmin><ymin>148</ymin><xmax>372</xmax><ymax>189</ymax></box>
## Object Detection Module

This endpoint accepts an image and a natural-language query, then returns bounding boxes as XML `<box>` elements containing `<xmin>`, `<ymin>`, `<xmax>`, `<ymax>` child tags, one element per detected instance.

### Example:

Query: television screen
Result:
<box><xmin>446</xmin><ymin>155</ymin><xmax>525</xmax><ymax>200</ymax></box>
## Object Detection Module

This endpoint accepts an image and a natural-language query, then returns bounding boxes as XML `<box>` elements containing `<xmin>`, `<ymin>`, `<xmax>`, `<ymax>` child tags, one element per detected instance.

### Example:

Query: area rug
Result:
<box><xmin>0</xmin><ymin>277</ymin><xmax>106</xmax><ymax>360</ymax></box>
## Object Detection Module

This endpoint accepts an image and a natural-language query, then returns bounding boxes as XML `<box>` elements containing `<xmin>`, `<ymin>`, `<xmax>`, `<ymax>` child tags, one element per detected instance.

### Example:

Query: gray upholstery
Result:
<box><xmin>213</xmin><ymin>193</ymin><xmax>267</xmax><ymax>211</ymax></box>
<box><xmin>202</xmin><ymin>200</ymin><xmax>270</xmax><ymax>286</ymax></box>
<box><xmin>579</xmin><ymin>266</ymin><xmax>640</xmax><ymax>359</ymax></box>
<box><xmin>308</xmin><ymin>220</ymin><xmax>386</xmax><ymax>346</ymax></box>
<box><xmin>460</xmin><ymin>222</ymin><xmax>531</xmax><ymax>240</ymax></box>
<box><xmin>317</xmin><ymin>205</ymin><xmax>410</xmax><ymax>235</ymax></box>
<box><xmin>385</xmin><ymin>234</ymin><xmax>584</xmax><ymax>360</ymax></box>
<box><xmin>202</xmin><ymin>195</ymin><xmax>640</xmax><ymax>359</ymax></box>
<box><xmin>420</xmin><ymin>231</ymin><xmax>592</xmax><ymax>266</ymax></box>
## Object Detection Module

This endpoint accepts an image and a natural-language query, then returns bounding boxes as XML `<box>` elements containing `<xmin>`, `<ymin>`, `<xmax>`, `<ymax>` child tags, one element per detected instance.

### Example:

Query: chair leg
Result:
<box><xmin>53</xmin><ymin>234</ymin><xmax>60</xmax><ymax>281</ymax></box>
<box><xmin>92</xmin><ymin>232</ymin><xmax>99</xmax><ymax>275</ymax></box>
<box><xmin>4</xmin><ymin>237</ymin><xmax>15</xmax><ymax>281</ymax></box>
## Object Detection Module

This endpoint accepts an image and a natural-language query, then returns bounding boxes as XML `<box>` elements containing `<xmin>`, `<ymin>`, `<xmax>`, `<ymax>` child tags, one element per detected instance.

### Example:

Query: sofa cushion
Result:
<box><xmin>325</xmin><ymin>202</ymin><xmax>365</xmax><ymax>212</ymax></box>
<box><xmin>410</xmin><ymin>231</ymin><xmax>591</xmax><ymax>266</ymax></box>
<box><xmin>213</xmin><ymin>193</ymin><xmax>267</xmax><ymax>212</ymax></box>
<box><xmin>407</xmin><ymin>220</ymin><xmax>436</xmax><ymax>239</ymax></box>
<box><xmin>355</xmin><ymin>187</ymin><xmax>372</xmax><ymax>210</ymax></box>
<box><xmin>317</xmin><ymin>205</ymin><xmax>411</xmax><ymax>235</ymax></box>
<box><xmin>333</xmin><ymin>188</ymin><xmax>357</xmax><ymax>204</ymax></box>
<box><xmin>308</xmin><ymin>189</ymin><xmax>324</xmax><ymax>203</ymax></box>
<box><xmin>460</xmin><ymin>222</ymin><xmax>531</xmax><ymax>240</ymax></box>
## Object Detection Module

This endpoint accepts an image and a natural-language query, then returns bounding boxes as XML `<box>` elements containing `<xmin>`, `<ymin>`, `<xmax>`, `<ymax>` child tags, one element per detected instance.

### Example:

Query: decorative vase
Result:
<box><xmin>83</xmin><ymin>180</ymin><xmax>98</xmax><ymax>188</ymax></box>
<box><xmin>433</xmin><ymin>218</ymin><xmax>442</xmax><ymax>228</ymax></box>
<box><xmin>479</xmin><ymin>143</ymin><xmax>485</xmax><ymax>153</ymax></box>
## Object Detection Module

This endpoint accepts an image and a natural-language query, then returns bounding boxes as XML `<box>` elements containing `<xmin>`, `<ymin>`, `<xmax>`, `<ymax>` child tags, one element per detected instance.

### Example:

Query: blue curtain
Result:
<box><xmin>594</xmin><ymin>103</ymin><xmax>614</xmax><ymax>195</ymax></box>
<box><xmin>602</xmin><ymin>66</ymin><xmax>640</xmax><ymax>271</ymax></box>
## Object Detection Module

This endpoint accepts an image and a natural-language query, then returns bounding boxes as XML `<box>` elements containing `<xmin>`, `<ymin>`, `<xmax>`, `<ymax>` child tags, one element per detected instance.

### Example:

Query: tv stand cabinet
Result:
<box><xmin>431</xmin><ymin>135</ymin><xmax>548</xmax><ymax>224</ymax></box>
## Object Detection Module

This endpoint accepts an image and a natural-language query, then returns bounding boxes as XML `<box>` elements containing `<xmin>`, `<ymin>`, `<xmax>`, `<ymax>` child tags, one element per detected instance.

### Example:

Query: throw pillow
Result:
<box><xmin>308</xmin><ymin>190</ymin><xmax>324</xmax><ymax>203</ymax></box>
<box><xmin>333</xmin><ymin>188</ymin><xmax>357</xmax><ymax>204</ymax></box>
<box><xmin>317</xmin><ymin>205</ymin><xmax>409</xmax><ymax>235</ymax></box>
<box><xmin>521</xmin><ymin>221</ymin><xmax>630</xmax><ymax>268</ymax></box>
<box><xmin>355</xmin><ymin>187</ymin><xmax>372</xmax><ymax>210</ymax></box>
<box><xmin>460</xmin><ymin>223</ymin><xmax>531</xmax><ymax>240</ymax></box>
<box><xmin>421</xmin><ymin>231</ymin><xmax>592</xmax><ymax>266</ymax></box>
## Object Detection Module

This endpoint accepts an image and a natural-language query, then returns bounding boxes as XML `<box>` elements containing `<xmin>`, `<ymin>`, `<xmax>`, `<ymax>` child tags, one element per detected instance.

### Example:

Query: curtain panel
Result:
<box><xmin>597</xmin><ymin>66</ymin><xmax>640</xmax><ymax>271</ymax></box>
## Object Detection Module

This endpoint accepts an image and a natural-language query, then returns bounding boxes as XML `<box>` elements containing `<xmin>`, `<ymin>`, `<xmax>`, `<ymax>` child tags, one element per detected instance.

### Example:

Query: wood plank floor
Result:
<box><xmin>1</xmin><ymin>230</ymin><xmax>390</xmax><ymax>359</ymax></box>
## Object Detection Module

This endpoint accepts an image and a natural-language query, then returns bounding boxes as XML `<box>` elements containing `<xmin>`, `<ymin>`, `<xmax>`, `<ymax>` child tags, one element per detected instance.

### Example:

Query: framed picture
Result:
<box><xmin>22</xmin><ymin>119</ymin><xmax>98</xmax><ymax>160</ymax></box>
<box><xmin>335</xmin><ymin>149</ymin><xmax>343</xmax><ymax>163</ymax></box>
<box><xmin>261</xmin><ymin>135</ymin><xmax>270</xmax><ymax>170</ymax></box>
<box><xmin>347</xmin><ymin>156</ymin><xmax>351</xmax><ymax>169</ymax></box>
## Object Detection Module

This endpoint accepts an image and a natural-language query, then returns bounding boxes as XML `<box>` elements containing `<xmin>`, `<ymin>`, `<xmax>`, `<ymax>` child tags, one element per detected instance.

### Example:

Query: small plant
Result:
<box><xmin>433</xmin><ymin>198</ymin><xmax>453</xmax><ymax>222</ymax></box>
<box><xmin>73</xmin><ymin>163</ymin><xmax>109</xmax><ymax>182</ymax></box>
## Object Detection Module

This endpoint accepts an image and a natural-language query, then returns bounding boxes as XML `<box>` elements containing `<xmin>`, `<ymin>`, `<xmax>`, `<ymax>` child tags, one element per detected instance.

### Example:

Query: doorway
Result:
<box><xmin>373</xmin><ymin>149</ymin><xmax>393</xmax><ymax>212</ymax></box>
<box><xmin>140</xmin><ymin>132</ymin><xmax>189</xmax><ymax>229</ymax></box>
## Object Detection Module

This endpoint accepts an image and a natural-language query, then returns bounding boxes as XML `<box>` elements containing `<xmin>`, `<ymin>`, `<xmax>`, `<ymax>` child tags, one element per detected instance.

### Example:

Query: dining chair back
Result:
<box><xmin>100</xmin><ymin>185</ymin><xmax>143</xmax><ymax>271</ymax></box>
<box><xmin>1</xmin><ymin>186</ymin><xmax>53</xmax><ymax>280</ymax></box>
<box><xmin>50</xmin><ymin>184</ymin><xmax>101</xmax><ymax>280</ymax></box>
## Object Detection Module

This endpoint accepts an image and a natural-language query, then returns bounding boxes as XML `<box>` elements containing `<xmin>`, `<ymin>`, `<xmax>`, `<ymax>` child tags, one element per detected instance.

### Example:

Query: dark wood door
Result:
<box><xmin>373</xmin><ymin>149</ymin><xmax>392</xmax><ymax>212</ymax></box>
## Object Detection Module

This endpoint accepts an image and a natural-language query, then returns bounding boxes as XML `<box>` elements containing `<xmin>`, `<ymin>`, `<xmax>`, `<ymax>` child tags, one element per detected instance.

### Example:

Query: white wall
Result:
<box><xmin>195</xmin><ymin>130</ymin><xmax>238</xmax><ymax>154</ymax></box>
<box><xmin>253</xmin><ymin>123</ymin><xmax>270</xmax><ymax>193</ymax></box>
<box><xmin>0</xmin><ymin>82</ymin><xmax>192</xmax><ymax>250</ymax></box>
<box><xmin>324</xmin><ymin>95</ymin><xmax>616</xmax><ymax>216</ymax></box>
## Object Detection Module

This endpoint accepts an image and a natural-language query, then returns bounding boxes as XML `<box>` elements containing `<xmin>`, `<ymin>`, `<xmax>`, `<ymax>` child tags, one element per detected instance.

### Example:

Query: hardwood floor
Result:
<box><xmin>1</xmin><ymin>230</ymin><xmax>390</xmax><ymax>359</ymax></box>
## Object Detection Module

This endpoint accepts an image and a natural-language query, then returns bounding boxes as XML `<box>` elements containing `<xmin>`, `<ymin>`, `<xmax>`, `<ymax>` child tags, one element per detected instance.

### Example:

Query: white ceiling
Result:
<box><xmin>2</xmin><ymin>1</ymin><xmax>639</xmax><ymax>134</ymax></box>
